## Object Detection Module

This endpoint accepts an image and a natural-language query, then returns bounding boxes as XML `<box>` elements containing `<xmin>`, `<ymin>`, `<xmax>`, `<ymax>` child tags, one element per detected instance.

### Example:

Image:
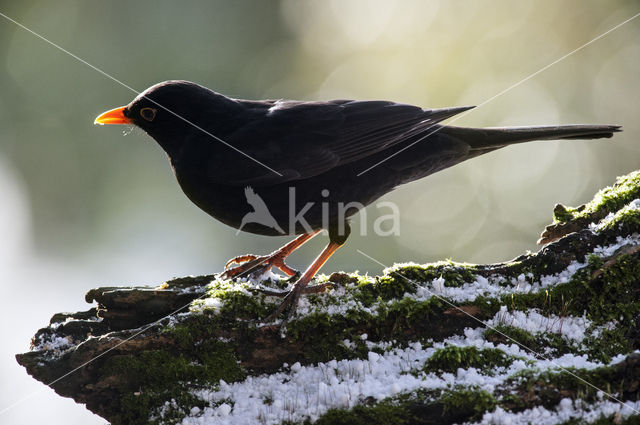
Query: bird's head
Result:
<box><xmin>94</xmin><ymin>80</ymin><xmax>239</xmax><ymax>155</ymax></box>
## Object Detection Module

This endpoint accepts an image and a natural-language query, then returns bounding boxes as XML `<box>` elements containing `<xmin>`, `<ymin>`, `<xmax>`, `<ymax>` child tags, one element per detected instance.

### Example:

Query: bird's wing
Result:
<box><xmin>214</xmin><ymin>99</ymin><xmax>473</xmax><ymax>186</ymax></box>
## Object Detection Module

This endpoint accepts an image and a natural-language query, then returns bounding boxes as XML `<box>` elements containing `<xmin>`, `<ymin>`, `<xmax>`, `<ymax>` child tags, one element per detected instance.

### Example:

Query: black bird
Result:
<box><xmin>95</xmin><ymin>80</ymin><xmax>620</xmax><ymax>324</ymax></box>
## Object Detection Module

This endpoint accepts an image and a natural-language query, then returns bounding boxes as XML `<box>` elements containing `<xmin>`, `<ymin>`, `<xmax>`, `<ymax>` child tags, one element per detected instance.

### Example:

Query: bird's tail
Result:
<box><xmin>443</xmin><ymin>124</ymin><xmax>621</xmax><ymax>149</ymax></box>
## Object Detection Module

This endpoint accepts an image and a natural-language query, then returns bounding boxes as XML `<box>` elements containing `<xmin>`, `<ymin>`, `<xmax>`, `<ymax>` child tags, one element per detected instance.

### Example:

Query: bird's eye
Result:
<box><xmin>140</xmin><ymin>107</ymin><xmax>157</xmax><ymax>122</ymax></box>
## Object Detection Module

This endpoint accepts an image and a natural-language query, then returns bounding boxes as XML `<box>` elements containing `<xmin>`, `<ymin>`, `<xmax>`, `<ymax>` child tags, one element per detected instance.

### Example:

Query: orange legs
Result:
<box><xmin>223</xmin><ymin>223</ymin><xmax>350</xmax><ymax>327</ymax></box>
<box><xmin>262</xmin><ymin>241</ymin><xmax>343</xmax><ymax>324</ymax></box>
<box><xmin>221</xmin><ymin>230</ymin><xmax>321</xmax><ymax>279</ymax></box>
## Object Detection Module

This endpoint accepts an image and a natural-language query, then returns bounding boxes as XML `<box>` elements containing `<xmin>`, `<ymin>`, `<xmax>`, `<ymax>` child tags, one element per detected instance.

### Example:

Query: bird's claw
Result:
<box><xmin>225</xmin><ymin>254</ymin><xmax>259</xmax><ymax>269</ymax></box>
<box><xmin>256</xmin><ymin>282</ymin><xmax>332</xmax><ymax>297</ymax></box>
<box><xmin>221</xmin><ymin>253</ymin><xmax>299</xmax><ymax>280</ymax></box>
<box><xmin>262</xmin><ymin>288</ymin><xmax>301</xmax><ymax>326</ymax></box>
<box><xmin>284</xmin><ymin>270</ymin><xmax>301</xmax><ymax>284</ymax></box>
<box><xmin>259</xmin><ymin>282</ymin><xmax>333</xmax><ymax>330</ymax></box>
<box><xmin>220</xmin><ymin>255</ymin><xmax>267</xmax><ymax>279</ymax></box>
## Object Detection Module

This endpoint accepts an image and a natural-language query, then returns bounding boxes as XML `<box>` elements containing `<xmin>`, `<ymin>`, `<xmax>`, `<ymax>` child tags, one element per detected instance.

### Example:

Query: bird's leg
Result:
<box><xmin>262</xmin><ymin>240</ymin><xmax>343</xmax><ymax>325</ymax></box>
<box><xmin>221</xmin><ymin>230</ymin><xmax>321</xmax><ymax>279</ymax></box>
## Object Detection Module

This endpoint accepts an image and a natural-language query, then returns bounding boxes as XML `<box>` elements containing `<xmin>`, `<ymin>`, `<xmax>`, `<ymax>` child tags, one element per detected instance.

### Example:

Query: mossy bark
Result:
<box><xmin>16</xmin><ymin>170</ymin><xmax>640</xmax><ymax>425</ymax></box>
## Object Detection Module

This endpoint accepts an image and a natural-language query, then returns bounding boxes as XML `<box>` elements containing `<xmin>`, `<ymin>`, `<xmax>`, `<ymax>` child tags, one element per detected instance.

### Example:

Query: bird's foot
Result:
<box><xmin>257</xmin><ymin>282</ymin><xmax>332</xmax><ymax>297</ymax></box>
<box><xmin>260</xmin><ymin>281</ymin><xmax>332</xmax><ymax>329</ymax></box>
<box><xmin>221</xmin><ymin>252</ymin><xmax>299</xmax><ymax>280</ymax></box>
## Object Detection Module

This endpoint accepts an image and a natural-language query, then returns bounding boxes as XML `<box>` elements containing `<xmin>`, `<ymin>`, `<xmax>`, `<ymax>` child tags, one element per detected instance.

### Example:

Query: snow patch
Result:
<box><xmin>470</xmin><ymin>398</ymin><xmax>640</xmax><ymax>425</ymax></box>
<box><xmin>589</xmin><ymin>198</ymin><xmax>640</xmax><ymax>233</ymax></box>
<box><xmin>174</xmin><ymin>332</ymin><xmax>619</xmax><ymax>425</ymax></box>
<box><xmin>488</xmin><ymin>306</ymin><xmax>591</xmax><ymax>343</ymax></box>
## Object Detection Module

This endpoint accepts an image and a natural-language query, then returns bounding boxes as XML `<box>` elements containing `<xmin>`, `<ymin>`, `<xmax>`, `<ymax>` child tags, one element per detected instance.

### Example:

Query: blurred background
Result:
<box><xmin>0</xmin><ymin>0</ymin><xmax>638</xmax><ymax>423</ymax></box>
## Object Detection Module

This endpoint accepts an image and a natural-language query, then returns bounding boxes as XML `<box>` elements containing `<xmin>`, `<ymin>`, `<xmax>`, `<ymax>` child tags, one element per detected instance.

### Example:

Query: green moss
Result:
<box><xmin>389</xmin><ymin>261</ymin><xmax>479</xmax><ymax>288</ymax></box>
<box><xmin>484</xmin><ymin>324</ymin><xmax>569</xmax><ymax>356</ymax></box>
<box><xmin>351</xmin><ymin>274</ymin><xmax>417</xmax><ymax>305</ymax></box>
<box><xmin>286</xmin><ymin>297</ymin><xmax>450</xmax><ymax>364</ymax></box>
<box><xmin>441</xmin><ymin>387</ymin><xmax>497</xmax><ymax>421</ymax></box>
<box><xmin>556</xmin><ymin>254</ymin><xmax>638</xmax><ymax>325</ymax></box>
<box><xmin>425</xmin><ymin>345</ymin><xmax>518</xmax><ymax>374</ymax></box>
<box><xmin>505</xmin><ymin>361</ymin><xmax>634</xmax><ymax>409</ymax></box>
<box><xmin>553</xmin><ymin>171</ymin><xmax>640</xmax><ymax>224</ymax></box>
<box><xmin>311</xmin><ymin>401</ymin><xmax>409</xmax><ymax>425</ymax></box>
<box><xmin>103</xmin><ymin>346</ymin><xmax>242</xmax><ymax>390</ymax></box>
<box><xmin>587</xmin><ymin>253</ymin><xmax>604</xmax><ymax>269</ymax></box>
<box><xmin>466</xmin><ymin>295</ymin><xmax>502</xmax><ymax>318</ymax></box>
<box><xmin>191</xmin><ymin>279</ymin><xmax>273</xmax><ymax>319</ymax></box>
<box><xmin>599</xmin><ymin>207</ymin><xmax>640</xmax><ymax>235</ymax></box>
<box><xmin>381</xmin><ymin>297</ymin><xmax>445</xmax><ymax>330</ymax></box>
<box><xmin>286</xmin><ymin>312</ymin><xmax>371</xmax><ymax>363</ymax></box>
<box><xmin>490</xmin><ymin>250</ymin><xmax>640</xmax><ymax>361</ymax></box>
<box><xmin>102</xmin><ymin>325</ymin><xmax>246</xmax><ymax>424</ymax></box>
<box><xmin>553</xmin><ymin>203</ymin><xmax>576</xmax><ymax>223</ymax></box>
<box><xmin>581</xmin><ymin>327</ymin><xmax>632</xmax><ymax>364</ymax></box>
<box><xmin>167</xmin><ymin>242</ymin><xmax>629</xmax><ymax>377</ymax></box>
<box><xmin>311</xmin><ymin>387</ymin><xmax>497</xmax><ymax>425</ymax></box>
<box><xmin>589</xmin><ymin>171</ymin><xmax>640</xmax><ymax>216</ymax></box>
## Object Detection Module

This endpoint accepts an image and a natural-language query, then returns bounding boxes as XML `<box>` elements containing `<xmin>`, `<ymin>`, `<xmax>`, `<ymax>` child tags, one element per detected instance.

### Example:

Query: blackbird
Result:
<box><xmin>95</xmin><ymin>80</ymin><xmax>620</xmax><ymax>324</ymax></box>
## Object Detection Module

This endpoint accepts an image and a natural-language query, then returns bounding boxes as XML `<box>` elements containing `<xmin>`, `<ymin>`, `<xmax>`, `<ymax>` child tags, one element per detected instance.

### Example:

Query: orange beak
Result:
<box><xmin>94</xmin><ymin>106</ymin><xmax>132</xmax><ymax>125</ymax></box>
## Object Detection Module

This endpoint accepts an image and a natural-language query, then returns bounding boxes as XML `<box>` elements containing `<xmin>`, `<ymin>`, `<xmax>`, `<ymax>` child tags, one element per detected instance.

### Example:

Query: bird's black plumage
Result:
<box><xmin>96</xmin><ymin>80</ymin><xmax>620</xmax><ymax>323</ymax></box>
<box><xmin>106</xmin><ymin>80</ymin><xmax>618</xmax><ymax>237</ymax></box>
